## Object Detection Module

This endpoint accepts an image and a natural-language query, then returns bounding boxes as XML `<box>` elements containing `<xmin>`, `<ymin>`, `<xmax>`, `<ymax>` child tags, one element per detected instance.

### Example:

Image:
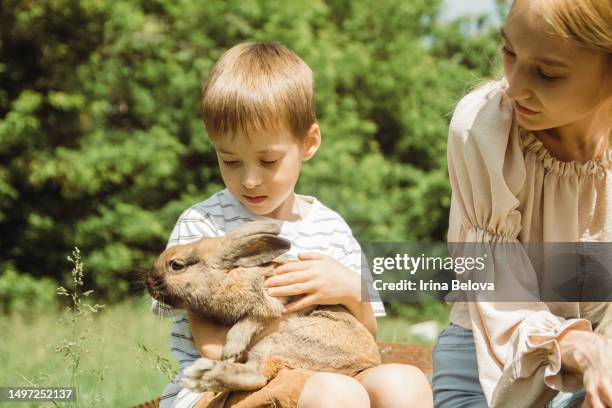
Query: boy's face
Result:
<box><xmin>211</xmin><ymin>124</ymin><xmax>320</xmax><ymax>220</ymax></box>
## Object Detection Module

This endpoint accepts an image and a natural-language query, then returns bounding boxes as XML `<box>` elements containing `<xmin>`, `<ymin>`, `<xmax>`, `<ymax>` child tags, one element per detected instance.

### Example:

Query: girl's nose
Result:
<box><xmin>505</xmin><ymin>65</ymin><xmax>532</xmax><ymax>102</ymax></box>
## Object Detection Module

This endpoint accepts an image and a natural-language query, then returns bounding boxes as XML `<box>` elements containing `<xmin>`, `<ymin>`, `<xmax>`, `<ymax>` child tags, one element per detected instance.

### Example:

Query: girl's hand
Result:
<box><xmin>561</xmin><ymin>331</ymin><xmax>612</xmax><ymax>408</ymax></box>
<box><xmin>579</xmin><ymin>334</ymin><xmax>612</xmax><ymax>408</ymax></box>
<box><xmin>264</xmin><ymin>253</ymin><xmax>361</xmax><ymax>313</ymax></box>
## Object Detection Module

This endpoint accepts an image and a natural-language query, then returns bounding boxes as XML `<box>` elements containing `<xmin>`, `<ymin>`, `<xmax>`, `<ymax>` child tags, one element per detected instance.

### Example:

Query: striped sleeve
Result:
<box><xmin>158</xmin><ymin>315</ymin><xmax>204</xmax><ymax>408</ymax></box>
<box><xmin>339</xmin><ymin>234</ymin><xmax>386</xmax><ymax>317</ymax></box>
<box><xmin>156</xmin><ymin>206</ymin><xmax>223</xmax><ymax>407</ymax></box>
<box><xmin>166</xmin><ymin>207</ymin><xmax>220</xmax><ymax>248</ymax></box>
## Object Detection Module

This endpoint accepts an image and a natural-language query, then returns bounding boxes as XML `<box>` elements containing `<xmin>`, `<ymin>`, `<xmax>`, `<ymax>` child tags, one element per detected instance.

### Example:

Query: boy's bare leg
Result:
<box><xmin>298</xmin><ymin>372</ymin><xmax>370</xmax><ymax>408</ymax></box>
<box><xmin>359</xmin><ymin>363</ymin><xmax>433</xmax><ymax>408</ymax></box>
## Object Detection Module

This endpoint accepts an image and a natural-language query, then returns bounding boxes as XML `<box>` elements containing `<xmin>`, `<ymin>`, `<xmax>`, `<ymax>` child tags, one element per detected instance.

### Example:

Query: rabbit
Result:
<box><xmin>145</xmin><ymin>221</ymin><xmax>381</xmax><ymax>393</ymax></box>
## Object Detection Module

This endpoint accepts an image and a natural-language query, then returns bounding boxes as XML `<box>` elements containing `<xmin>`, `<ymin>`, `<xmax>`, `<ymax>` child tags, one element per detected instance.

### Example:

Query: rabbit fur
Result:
<box><xmin>146</xmin><ymin>221</ymin><xmax>381</xmax><ymax>393</ymax></box>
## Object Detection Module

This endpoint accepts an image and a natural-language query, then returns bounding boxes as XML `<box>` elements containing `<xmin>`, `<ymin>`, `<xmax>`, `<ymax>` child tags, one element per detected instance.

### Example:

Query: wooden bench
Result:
<box><xmin>132</xmin><ymin>343</ymin><xmax>433</xmax><ymax>408</ymax></box>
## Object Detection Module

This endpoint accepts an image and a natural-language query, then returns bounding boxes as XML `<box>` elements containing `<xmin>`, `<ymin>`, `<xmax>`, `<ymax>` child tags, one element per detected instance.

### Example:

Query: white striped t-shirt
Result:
<box><xmin>152</xmin><ymin>189</ymin><xmax>385</xmax><ymax>408</ymax></box>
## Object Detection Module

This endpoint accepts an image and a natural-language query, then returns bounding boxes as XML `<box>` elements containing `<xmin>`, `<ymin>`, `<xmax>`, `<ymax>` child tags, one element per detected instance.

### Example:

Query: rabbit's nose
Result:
<box><xmin>146</xmin><ymin>273</ymin><xmax>167</xmax><ymax>292</ymax></box>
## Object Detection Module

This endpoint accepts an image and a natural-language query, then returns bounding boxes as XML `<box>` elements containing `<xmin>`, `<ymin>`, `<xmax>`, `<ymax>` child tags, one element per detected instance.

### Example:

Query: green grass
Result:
<box><xmin>377</xmin><ymin>302</ymin><xmax>450</xmax><ymax>344</ymax></box>
<box><xmin>0</xmin><ymin>300</ymin><xmax>447</xmax><ymax>407</ymax></box>
<box><xmin>0</xmin><ymin>298</ymin><xmax>176</xmax><ymax>407</ymax></box>
<box><xmin>377</xmin><ymin>316</ymin><xmax>436</xmax><ymax>345</ymax></box>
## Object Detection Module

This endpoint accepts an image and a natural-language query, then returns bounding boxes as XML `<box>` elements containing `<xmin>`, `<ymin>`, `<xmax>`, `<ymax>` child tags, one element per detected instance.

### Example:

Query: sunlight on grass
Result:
<box><xmin>0</xmin><ymin>298</ymin><xmax>177</xmax><ymax>407</ymax></box>
<box><xmin>1</xmin><ymin>300</ymin><xmax>448</xmax><ymax>406</ymax></box>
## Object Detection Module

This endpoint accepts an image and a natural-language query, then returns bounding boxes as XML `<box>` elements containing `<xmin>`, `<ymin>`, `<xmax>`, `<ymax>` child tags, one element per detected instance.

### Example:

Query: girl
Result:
<box><xmin>433</xmin><ymin>0</ymin><xmax>612</xmax><ymax>407</ymax></box>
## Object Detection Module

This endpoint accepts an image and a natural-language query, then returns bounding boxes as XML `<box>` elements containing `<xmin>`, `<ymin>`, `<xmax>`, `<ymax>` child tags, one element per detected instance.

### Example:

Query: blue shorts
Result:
<box><xmin>432</xmin><ymin>323</ymin><xmax>585</xmax><ymax>408</ymax></box>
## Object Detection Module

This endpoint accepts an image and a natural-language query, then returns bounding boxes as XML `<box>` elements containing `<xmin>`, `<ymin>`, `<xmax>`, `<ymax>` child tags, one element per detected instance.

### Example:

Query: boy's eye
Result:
<box><xmin>222</xmin><ymin>160</ymin><xmax>240</xmax><ymax>166</ymax></box>
<box><xmin>260</xmin><ymin>160</ymin><xmax>277</xmax><ymax>166</ymax></box>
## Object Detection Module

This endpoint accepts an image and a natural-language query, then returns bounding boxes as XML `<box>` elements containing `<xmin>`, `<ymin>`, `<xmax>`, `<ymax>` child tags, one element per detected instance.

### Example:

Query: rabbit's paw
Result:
<box><xmin>221</xmin><ymin>343</ymin><xmax>245</xmax><ymax>363</ymax></box>
<box><xmin>182</xmin><ymin>358</ymin><xmax>270</xmax><ymax>393</ymax></box>
<box><xmin>181</xmin><ymin>358</ymin><xmax>226</xmax><ymax>392</ymax></box>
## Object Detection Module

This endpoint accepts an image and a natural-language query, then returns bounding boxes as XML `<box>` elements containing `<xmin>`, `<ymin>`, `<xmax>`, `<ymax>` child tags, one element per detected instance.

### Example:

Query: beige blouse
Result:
<box><xmin>447</xmin><ymin>80</ymin><xmax>611</xmax><ymax>407</ymax></box>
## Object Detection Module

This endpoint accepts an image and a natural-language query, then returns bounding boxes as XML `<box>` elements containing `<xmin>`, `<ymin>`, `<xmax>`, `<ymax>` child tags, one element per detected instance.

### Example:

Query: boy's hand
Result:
<box><xmin>264</xmin><ymin>253</ymin><xmax>361</xmax><ymax>313</ymax></box>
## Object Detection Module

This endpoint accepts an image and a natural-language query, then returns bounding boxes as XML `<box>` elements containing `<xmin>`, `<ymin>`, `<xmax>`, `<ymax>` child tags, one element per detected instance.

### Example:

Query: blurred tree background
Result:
<box><xmin>0</xmin><ymin>0</ymin><xmax>503</xmax><ymax>312</ymax></box>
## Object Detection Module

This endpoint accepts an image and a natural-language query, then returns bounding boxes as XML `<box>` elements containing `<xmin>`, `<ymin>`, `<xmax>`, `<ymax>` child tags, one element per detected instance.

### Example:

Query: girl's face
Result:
<box><xmin>501</xmin><ymin>0</ymin><xmax>611</xmax><ymax>131</ymax></box>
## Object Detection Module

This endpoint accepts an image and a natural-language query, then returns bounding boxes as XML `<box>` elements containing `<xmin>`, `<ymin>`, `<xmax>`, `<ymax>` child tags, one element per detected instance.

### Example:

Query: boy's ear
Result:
<box><xmin>302</xmin><ymin>123</ymin><xmax>321</xmax><ymax>161</ymax></box>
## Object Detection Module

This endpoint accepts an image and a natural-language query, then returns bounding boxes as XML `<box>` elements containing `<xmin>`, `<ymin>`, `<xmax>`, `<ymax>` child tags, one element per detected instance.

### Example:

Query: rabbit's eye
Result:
<box><xmin>169</xmin><ymin>260</ymin><xmax>186</xmax><ymax>271</ymax></box>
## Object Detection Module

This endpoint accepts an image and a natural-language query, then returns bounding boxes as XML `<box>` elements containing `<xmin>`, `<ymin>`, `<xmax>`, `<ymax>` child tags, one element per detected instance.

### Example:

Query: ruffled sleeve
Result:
<box><xmin>447</xmin><ymin>80</ymin><xmax>525</xmax><ymax>241</ymax></box>
<box><xmin>446</xmin><ymin>81</ymin><xmax>592</xmax><ymax>407</ymax></box>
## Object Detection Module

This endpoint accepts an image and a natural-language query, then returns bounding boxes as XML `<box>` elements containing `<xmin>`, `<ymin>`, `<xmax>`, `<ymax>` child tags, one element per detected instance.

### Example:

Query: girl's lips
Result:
<box><xmin>515</xmin><ymin>101</ymin><xmax>539</xmax><ymax>116</ymax></box>
<box><xmin>243</xmin><ymin>195</ymin><xmax>268</xmax><ymax>204</ymax></box>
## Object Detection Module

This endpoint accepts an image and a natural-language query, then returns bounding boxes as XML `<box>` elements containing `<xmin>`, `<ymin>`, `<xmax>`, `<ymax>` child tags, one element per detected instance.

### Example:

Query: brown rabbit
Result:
<box><xmin>145</xmin><ymin>221</ymin><xmax>381</xmax><ymax>393</ymax></box>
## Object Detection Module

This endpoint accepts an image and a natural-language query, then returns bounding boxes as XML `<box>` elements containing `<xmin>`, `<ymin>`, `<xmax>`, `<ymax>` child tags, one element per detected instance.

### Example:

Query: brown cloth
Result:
<box><xmin>194</xmin><ymin>367</ymin><xmax>371</xmax><ymax>408</ymax></box>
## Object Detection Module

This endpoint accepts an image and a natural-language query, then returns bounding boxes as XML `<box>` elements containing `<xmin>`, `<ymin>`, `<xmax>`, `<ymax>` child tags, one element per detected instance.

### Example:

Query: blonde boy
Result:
<box><xmin>153</xmin><ymin>42</ymin><xmax>432</xmax><ymax>408</ymax></box>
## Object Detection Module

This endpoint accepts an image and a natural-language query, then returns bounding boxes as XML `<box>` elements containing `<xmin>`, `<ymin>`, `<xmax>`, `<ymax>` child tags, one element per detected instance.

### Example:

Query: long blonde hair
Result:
<box><xmin>532</xmin><ymin>0</ymin><xmax>612</xmax><ymax>54</ymax></box>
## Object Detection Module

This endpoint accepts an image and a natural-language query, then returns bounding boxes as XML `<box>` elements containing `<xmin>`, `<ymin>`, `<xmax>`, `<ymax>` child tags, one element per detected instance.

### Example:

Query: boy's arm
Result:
<box><xmin>267</xmin><ymin>252</ymin><xmax>379</xmax><ymax>337</ymax></box>
<box><xmin>342</xmin><ymin>292</ymin><xmax>378</xmax><ymax>337</ymax></box>
<box><xmin>337</xmin><ymin>233</ymin><xmax>383</xmax><ymax>337</ymax></box>
<box><xmin>189</xmin><ymin>312</ymin><xmax>290</xmax><ymax>359</ymax></box>
<box><xmin>188</xmin><ymin>312</ymin><xmax>229</xmax><ymax>360</ymax></box>
<box><xmin>164</xmin><ymin>207</ymin><xmax>229</xmax><ymax>359</ymax></box>
<box><xmin>314</xmin><ymin>250</ymin><xmax>378</xmax><ymax>337</ymax></box>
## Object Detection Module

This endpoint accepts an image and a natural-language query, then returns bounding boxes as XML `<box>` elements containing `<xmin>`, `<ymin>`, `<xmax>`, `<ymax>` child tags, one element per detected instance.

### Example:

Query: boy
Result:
<box><xmin>152</xmin><ymin>42</ymin><xmax>432</xmax><ymax>408</ymax></box>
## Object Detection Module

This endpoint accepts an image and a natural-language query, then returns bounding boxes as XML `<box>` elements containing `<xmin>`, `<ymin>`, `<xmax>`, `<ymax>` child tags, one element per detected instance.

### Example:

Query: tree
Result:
<box><xmin>0</xmin><ymin>0</ymin><xmax>501</xmax><ymax>302</ymax></box>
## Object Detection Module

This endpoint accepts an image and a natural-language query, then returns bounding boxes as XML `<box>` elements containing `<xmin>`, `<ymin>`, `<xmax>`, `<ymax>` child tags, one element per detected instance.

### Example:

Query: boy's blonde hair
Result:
<box><xmin>532</xmin><ymin>0</ymin><xmax>611</xmax><ymax>54</ymax></box>
<box><xmin>202</xmin><ymin>42</ymin><xmax>315</xmax><ymax>139</ymax></box>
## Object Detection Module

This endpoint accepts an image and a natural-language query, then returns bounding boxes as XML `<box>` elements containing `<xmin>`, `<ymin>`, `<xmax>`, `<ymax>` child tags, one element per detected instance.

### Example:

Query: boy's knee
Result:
<box><xmin>298</xmin><ymin>372</ymin><xmax>370</xmax><ymax>408</ymax></box>
<box><xmin>362</xmin><ymin>364</ymin><xmax>433</xmax><ymax>408</ymax></box>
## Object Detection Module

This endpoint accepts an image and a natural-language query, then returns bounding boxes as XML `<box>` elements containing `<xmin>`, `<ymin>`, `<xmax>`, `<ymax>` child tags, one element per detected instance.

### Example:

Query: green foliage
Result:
<box><xmin>386</xmin><ymin>301</ymin><xmax>451</xmax><ymax>324</ymax></box>
<box><xmin>0</xmin><ymin>0</ymin><xmax>502</xmax><ymax>300</ymax></box>
<box><xmin>0</xmin><ymin>265</ymin><xmax>56</xmax><ymax>314</ymax></box>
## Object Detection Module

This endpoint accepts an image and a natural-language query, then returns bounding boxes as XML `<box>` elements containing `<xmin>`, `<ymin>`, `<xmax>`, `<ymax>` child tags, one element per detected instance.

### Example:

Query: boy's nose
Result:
<box><xmin>242</xmin><ymin>179</ymin><xmax>260</xmax><ymax>189</ymax></box>
<box><xmin>241</xmin><ymin>170</ymin><xmax>262</xmax><ymax>189</ymax></box>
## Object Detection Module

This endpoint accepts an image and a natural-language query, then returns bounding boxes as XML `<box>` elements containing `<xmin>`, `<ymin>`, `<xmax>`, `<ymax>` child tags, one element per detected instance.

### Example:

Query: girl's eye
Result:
<box><xmin>537</xmin><ymin>69</ymin><xmax>562</xmax><ymax>81</ymax></box>
<box><xmin>222</xmin><ymin>160</ymin><xmax>240</xmax><ymax>166</ymax></box>
<box><xmin>501</xmin><ymin>46</ymin><xmax>515</xmax><ymax>58</ymax></box>
<box><xmin>260</xmin><ymin>160</ymin><xmax>277</xmax><ymax>166</ymax></box>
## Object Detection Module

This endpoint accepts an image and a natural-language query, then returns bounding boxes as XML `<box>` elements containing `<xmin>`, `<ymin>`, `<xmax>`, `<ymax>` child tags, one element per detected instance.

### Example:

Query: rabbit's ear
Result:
<box><xmin>225</xmin><ymin>221</ymin><xmax>282</xmax><ymax>240</ymax></box>
<box><xmin>219</xmin><ymin>233</ymin><xmax>291</xmax><ymax>268</ymax></box>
